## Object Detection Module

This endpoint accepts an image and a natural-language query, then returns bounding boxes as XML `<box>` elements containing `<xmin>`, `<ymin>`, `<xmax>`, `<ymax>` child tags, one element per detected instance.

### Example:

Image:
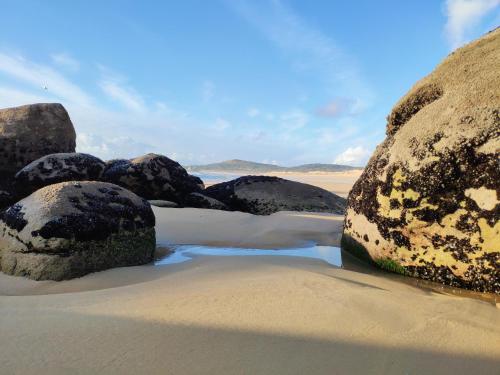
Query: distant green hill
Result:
<box><xmin>185</xmin><ymin>159</ymin><xmax>361</xmax><ymax>173</ymax></box>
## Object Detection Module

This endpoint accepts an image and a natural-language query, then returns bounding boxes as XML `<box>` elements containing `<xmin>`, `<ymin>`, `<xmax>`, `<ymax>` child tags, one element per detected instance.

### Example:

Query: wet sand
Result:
<box><xmin>0</xmin><ymin>206</ymin><xmax>499</xmax><ymax>374</ymax></box>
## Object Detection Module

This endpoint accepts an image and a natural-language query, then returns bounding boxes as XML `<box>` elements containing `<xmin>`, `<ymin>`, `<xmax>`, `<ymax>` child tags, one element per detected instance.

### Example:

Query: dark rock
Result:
<box><xmin>14</xmin><ymin>153</ymin><xmax>105</xmax><ymax>196</ymax></box>
<box><xmin>102</xmin><ymin>153</ymin><xmax>204</xmax><ymax>204</ymax></box>
<box><xmin>342</xmin><ymin>29</ymin><xmax>500</xmax><ymax>293</ymax></box>
<box><xmin>205</xmin><ymin>175</ymin><xmax>346</xmax><ymax>215</ymax></box>
<box><xmin>0</xmin><ymin>181</ymin><xmax>156</xmax><ymax>281</ymax></box>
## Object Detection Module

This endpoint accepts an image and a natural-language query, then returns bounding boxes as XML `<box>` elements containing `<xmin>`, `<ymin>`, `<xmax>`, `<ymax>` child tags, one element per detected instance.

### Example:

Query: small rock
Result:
<box><xmin>149</xmin><ymin>200</ymin><xmax>179</xmax><ymax>208</ymax></box>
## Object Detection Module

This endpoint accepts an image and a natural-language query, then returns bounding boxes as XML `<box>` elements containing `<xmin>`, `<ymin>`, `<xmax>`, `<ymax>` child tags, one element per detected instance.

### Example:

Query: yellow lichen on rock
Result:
<box><xmin>465</xmin><ymin>187</ymin><xmax>498</xmax><ymax>211</ymax></box>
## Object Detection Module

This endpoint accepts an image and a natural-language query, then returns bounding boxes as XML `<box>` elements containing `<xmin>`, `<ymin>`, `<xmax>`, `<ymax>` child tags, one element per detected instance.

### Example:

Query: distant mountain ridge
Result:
<box><xmin>185</xmin><ymin>159</ymin><xmax>361</xmax><ymax>173</ymax></box>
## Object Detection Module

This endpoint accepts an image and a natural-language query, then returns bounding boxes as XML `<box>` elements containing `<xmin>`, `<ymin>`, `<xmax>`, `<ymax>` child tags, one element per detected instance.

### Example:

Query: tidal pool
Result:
<box><xmin>155</xmin><ymin>244</ymin><xmax>343</xmax><ymax>267</ymax></box>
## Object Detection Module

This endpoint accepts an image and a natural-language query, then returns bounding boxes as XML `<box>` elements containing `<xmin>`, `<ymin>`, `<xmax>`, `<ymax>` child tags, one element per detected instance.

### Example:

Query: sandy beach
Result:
<box><xmin>1</xmin><ymin>206</ymin><xmax>499</xmax><ymax>374</ymax></box>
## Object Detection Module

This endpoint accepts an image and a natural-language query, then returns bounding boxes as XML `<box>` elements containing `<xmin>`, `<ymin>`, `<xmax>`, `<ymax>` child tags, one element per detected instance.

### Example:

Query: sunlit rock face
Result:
<box><xmin>0</xmin><ymin>103</ymin><xmax>76</xmax><ymax>174</ymax></box>
<box><xmin>343</xmin><ymin>29</ymin><xmax>499</xmax><ymax>293</ymax></box>
<box><xmin>0</xmin><ymin>103</ymin><xmax>76</xmax><ymax>209</ymax></box>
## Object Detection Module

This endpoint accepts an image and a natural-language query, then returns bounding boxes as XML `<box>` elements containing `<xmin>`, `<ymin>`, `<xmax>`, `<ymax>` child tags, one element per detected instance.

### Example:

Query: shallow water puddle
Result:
<box><xmin>155</xmin><ymin>244</ymin><xmax>343</xmax><ymax>267</ymax></box>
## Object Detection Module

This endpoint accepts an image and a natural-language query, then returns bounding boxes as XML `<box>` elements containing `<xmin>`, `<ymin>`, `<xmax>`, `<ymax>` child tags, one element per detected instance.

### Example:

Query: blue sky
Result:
<box><xmin>0</xmin><ymin>0</ymin><xmax>499</xmax><ymax>166</ymax></box>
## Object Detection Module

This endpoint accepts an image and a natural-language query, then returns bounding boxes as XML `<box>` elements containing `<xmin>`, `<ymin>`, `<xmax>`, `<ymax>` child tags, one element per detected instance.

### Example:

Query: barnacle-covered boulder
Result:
<box><xmin>14</xmin><ymin>153</ymin><xmax>106</xmax><ymax>196</ymax></box>
<box><xmin>101</xmin><ymin>153</ymin><xmax>204</xmax><ymax>204</ymax></box>
<box><xmin>343</xmin><ymin>29</ymin><xmax>499</xmax><ymax>293</ymax></box>
<box><xmin>0</xmin><ymin>181</ymin><xmax>156</xmax><ymax>280</ymax></box>
<box><xmin>205</xmin><ymin>175</ymin><xmax>346</xmax><ymax>215</ymax></box>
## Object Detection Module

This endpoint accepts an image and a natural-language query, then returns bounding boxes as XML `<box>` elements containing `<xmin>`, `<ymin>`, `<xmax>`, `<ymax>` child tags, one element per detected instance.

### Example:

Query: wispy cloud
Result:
<box><xmin>100</xmin><ymin>79</ymin><xmax>145</xmax><ymax>112</ymax></box>
<box><xmin>0</xmin><ymin>50</ymin><xmax>376</xmax><ymax>166</ymax></box>
<box><xmin>444</xmin><ymin>0</ymin><xmax>500</xmax><ymax>49</ymax></box>
<box><xmin>227</xmin><ymin>0</ymin><xmax>373</xmax><ymax>111</ymax></box>
<box><xmin>50</xmin><ymin>53</ymin><xmax>80</xmax><ymax>71</ymax></box>
<box><xmin>0</xmin><ymin>52</ymin><xmax>92</xmax><ymax>106</ymax></box>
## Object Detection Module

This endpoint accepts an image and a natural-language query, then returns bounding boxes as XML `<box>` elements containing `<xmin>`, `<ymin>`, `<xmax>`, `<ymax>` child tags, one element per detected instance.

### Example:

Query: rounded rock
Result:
<box><xmin>102</xmin><ymin>153</ymin><xmax>204</xmax><ymax>203</ymax></box>
<box><xmin>0</xmin><ymin>181</ymin><xmax>156</xmax><ymax>280</ymax></box>
<box><xmin>205</xmin><ymin>175</ymin><xmax>346</xmax><ymax>215</ymax></box>
<box><xmin>14</xmin><ymin>153</ymin><xmax>106</xmax><ymax>196</ymax></box>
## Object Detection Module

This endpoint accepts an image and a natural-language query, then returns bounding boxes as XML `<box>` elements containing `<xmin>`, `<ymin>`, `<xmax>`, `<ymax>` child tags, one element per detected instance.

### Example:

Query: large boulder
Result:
<box><xmin>101</xmin><ymin>153</ymin><xmax>204</xmax><ymax>204</ymax></box>
<box><xmin>0</xmin><ymin>181</ymin><xmax>155</xmax><ymax>280</ymax></box>
<box><xmin>204</xmin><ymin>175</ymin><xmax>346</xmax><ymax>215</ymax></box>
<box><xmin>14</xmin><ymin>153</ymin><xmax>106</xmax><ymax>196</ymax></box>
<box><xmin>343</xmin><ymin>29</ymin><xmax>499</xmax><ymax>293</ymax></box>
<box><xmin>0</xmin><ymin>103</ymin><xmax>76</xmax><ymax>174</ymax></box>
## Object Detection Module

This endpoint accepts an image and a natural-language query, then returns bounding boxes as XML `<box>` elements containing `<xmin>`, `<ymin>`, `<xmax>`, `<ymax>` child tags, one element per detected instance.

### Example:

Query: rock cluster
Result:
<box><xmin>343</xmin><ymin>29</ymin><xmax>499</xmax><ymax>292</ymax></box>
<box><xmin>0</xmin><ymin>98</ymin><xmax>351</xmax><ymax>282</ymax></box>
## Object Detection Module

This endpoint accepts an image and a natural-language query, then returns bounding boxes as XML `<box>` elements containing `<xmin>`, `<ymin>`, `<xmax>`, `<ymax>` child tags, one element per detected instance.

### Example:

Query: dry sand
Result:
<box><xmin>1</xmin><ymin>206</ymin><xmax>499</xmax><ymax>374</ymax></box>
<box><xmin>202</xmin><ymin>169</ymin><xmax>363</xmax><ymax>198</ymax></box>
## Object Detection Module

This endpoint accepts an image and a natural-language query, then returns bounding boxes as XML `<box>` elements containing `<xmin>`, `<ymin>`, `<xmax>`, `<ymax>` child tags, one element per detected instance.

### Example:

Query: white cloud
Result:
<box><xmin>51</xmin><ymin>53</ymin><xmax>80</xmax><ymax>71</ymax></box>
<box><xmin>100</xmin><ymin>79</ymin><xmax>145</xmax><ymax>112</ymax></box>
<box><xmin>444</xmin><ymin>0</ymin><xmax>500</xmax><ymax>49</ymax></box>
<box><xmin>0</xmin><ymin>53</ymin><xmax>92</xmax><ymax>106</ymax></box>
<box><xmin>333</xmin><ymin>146</ymin><xmax>370</xmax><ymax>166</ymax></box>
<box><xmin>76</xmin><ymin>133</ymin><xmax>155</xmax><ymax>160</ymax></box>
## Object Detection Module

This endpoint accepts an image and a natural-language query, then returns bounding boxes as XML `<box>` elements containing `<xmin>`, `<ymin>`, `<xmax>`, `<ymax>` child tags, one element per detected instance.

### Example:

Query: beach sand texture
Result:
<box><xmin>1</xmin><ymin>206</ymin><xmax>499</xmax><ymax>374</ymax></box>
